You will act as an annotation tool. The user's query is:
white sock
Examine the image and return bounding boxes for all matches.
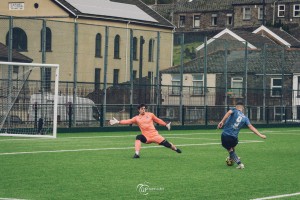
[135,151,139,155]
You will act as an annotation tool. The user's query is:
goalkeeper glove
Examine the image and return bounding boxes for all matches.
[109,117,119,125]
[166,122,171,131]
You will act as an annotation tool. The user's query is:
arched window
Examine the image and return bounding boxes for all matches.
[6,27,27,51]
[95,33,102,57]
[114,35,120,59]
[148,39,155,62]
[40,27,52,51]
[133,37,138,60]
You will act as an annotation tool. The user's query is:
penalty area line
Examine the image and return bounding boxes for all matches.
[0,140,263,156]
[251,192,300,200]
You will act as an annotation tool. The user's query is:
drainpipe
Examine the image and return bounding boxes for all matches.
[125,21,131,82]
[272,1,277,26]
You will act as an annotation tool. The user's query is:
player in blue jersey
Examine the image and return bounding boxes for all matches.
[217,102,266,169]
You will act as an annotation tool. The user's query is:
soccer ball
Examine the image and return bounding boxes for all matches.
[226,157,234,166]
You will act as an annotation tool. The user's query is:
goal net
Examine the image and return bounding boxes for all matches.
[0,61,59,138]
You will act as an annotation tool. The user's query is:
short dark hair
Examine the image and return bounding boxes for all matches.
[236,102,244,106]
[137,104,147,110]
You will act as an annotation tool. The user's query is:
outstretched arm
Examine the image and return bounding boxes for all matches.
[217,110,233,129]
[109,117,136,125]
[248,124,267,139]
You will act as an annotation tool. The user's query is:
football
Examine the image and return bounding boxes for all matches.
[226,157,234,166]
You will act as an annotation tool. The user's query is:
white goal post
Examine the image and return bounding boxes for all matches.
[0,61,59,138]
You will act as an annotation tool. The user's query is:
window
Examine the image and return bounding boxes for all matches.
[258,6,264,20]
[148,71,152,79]
[274,106,285,120]
[271,78,282,97]
[133,37,138,60]
[171,74,180,95]
[243,7,251,20]
[13,65,19,74]
[94,68,101,90]
[179,16,185,27]
[192,74,203,95]
[227,14,233,25]
[95,33,102,57]
[40,27,52,51]
[113,69,119,85]
[231,77,243,97]
[278,5,285,17]
[114,35,120,59]
[6,27,27,51]
[132,70,137,79]
[211,14,217,26]
[294,4,300,17]
[193,15,200,28]
[148,39,154,62]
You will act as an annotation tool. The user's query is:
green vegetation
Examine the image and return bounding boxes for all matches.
[0,128,299,199]
[173,41,202,66]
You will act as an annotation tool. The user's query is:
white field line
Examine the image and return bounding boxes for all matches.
[166,137,219,141]
[251,192,300,200]
[0,140,263,156]
[0,198,26,200]
[0,129,298,142]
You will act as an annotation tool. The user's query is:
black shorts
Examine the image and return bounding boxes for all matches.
[221,134,238,150]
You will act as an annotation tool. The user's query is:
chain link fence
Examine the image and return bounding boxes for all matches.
[0,17,300,129]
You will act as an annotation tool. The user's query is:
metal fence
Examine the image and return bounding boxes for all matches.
[1,16,300,129]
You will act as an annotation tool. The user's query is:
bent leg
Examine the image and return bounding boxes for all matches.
[134,134,147,157]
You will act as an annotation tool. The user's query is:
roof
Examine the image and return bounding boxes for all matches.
[65,0,157,22]
[160,48,300,74]
[290,27,300,41]
[151,0,237,13]
[0,43,33,63]
[52,0,174,29]
[196,28,276,51]
[253,26,300,48]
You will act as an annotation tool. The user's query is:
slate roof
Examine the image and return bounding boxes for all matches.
[266,27,300,48]
[52,0,174,29]
[232,30,277,48]
[0,43,33,63]
[161,48,300,74]
[290,27,300,41]
[174,0,234,12]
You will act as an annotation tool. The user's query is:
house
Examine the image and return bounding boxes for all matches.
[152,0,234,31]
[160,25,300,121]
[151,0,300,40]
[0,0,174,88]
[232,0,300,30]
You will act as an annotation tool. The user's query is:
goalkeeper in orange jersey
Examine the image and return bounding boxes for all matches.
[109,103,182,158]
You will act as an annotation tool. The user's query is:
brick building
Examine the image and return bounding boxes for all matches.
[151,0,300,39]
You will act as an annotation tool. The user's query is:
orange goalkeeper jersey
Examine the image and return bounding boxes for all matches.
[119,112,167,138]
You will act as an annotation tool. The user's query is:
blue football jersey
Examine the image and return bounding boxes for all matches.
[222,108,250,138]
